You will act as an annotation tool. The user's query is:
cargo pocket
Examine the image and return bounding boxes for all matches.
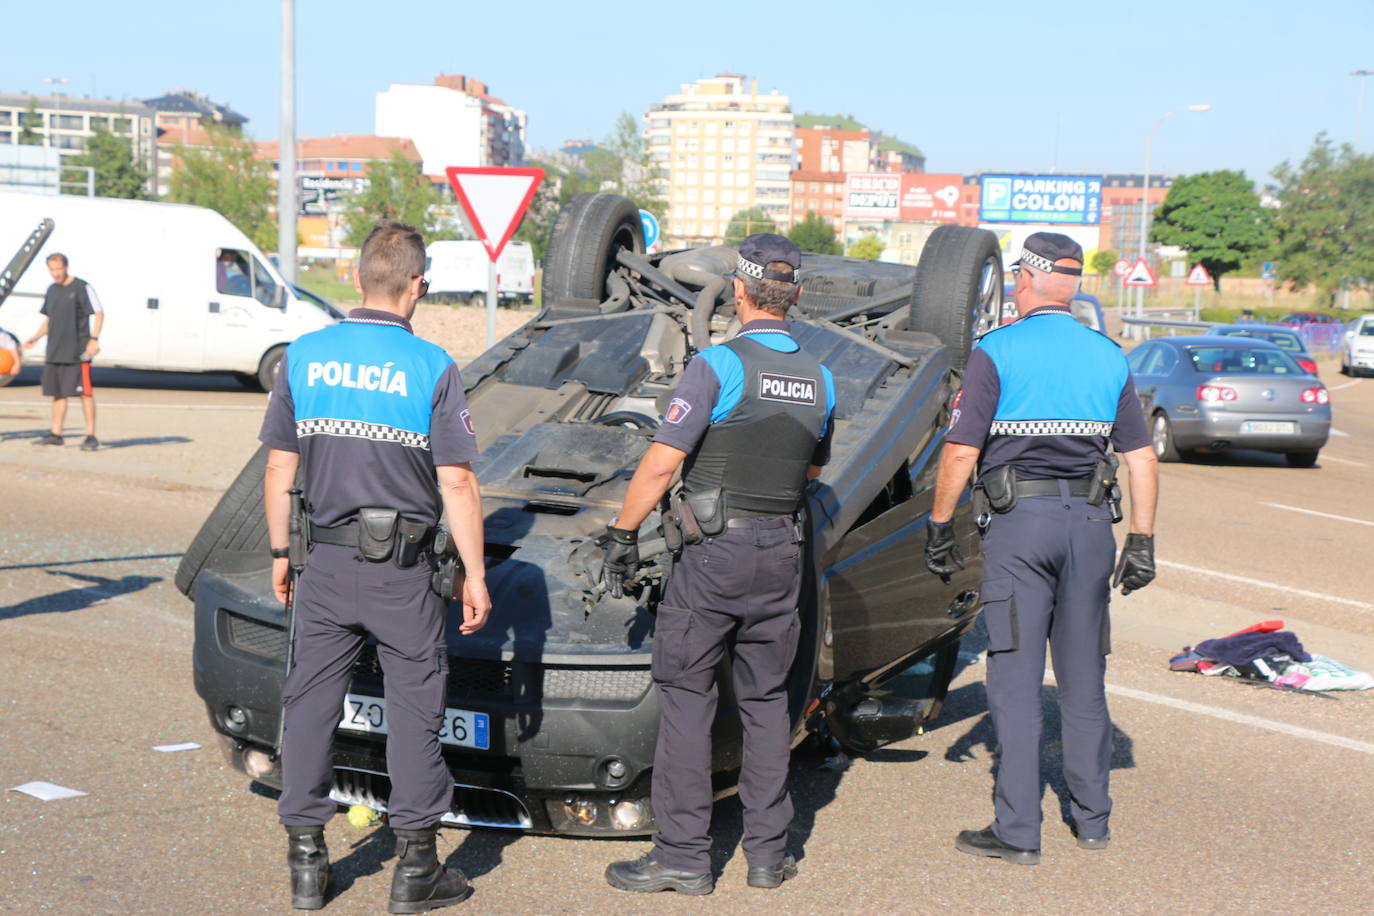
[651,604,694,684]
[980,578,1019,653]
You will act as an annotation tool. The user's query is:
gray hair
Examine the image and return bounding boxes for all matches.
[739,261,798,316]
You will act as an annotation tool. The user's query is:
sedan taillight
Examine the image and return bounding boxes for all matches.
[1298,358,1319,374]
[1197,385,1239,402]
[1300,387,1330,405]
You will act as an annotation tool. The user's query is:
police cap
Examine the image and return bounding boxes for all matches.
[1013,232,1084,276]
[736,233,801,284]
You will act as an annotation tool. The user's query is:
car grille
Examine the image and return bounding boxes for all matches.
[543,667,651,701]
[354,645,512,696]
[224,611,287,659]
[329,766,532,829]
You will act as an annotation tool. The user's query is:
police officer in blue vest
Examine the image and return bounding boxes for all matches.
[260,220,492,911]
[601,234,835,895]
[925,232,1158,866]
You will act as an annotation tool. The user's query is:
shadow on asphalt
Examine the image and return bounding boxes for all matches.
[0,551,183,572]
[0,568,162,620]
[97,435,194,450]
[0,365,251,392]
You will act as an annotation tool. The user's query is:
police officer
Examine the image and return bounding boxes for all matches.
[601,234,835,895]
[259,220,492,911]
[924,232,1158,865]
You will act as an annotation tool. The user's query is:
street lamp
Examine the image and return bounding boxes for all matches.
[42,76,68,150]
[1134,104,1210,333]
[1353,70,1373,147]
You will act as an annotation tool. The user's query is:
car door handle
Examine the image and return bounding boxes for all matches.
[209,301,220,313]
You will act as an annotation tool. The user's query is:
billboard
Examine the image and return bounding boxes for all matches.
[899,174,962,222]
[979,174,1102,225]
[844,173,901,219]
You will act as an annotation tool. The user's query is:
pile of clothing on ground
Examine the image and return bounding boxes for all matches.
[1170,620,1374,691]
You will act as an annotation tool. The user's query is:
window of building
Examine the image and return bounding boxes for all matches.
[809,182,819,192]
[703,205,716,219]
[735,172,749,187]
[704,139,716,153]
[351,161,363,171]
[823,199,833,210]
[57,134,85,150]
[686,188,698,202]
[53,114,83,130]
[113,118,132,134]
[0,130,10,144]
[703,189,715,203]
[0,110,13,126]
[20,109,42,128]
[705,121,717,135]
[721,189,734,204]
[89,116,109,131]
[703,155,716,170]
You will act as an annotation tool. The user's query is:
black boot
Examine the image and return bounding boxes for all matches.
[389,825,471,914]
[286,826,331,910]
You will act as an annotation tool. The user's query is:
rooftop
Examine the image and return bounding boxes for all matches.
[875,136,924,158]
[0,92,155,116]
[795,112,867,131]
[143,89,247,126]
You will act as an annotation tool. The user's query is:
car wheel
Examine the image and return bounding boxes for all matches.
[468,292,485,309]
[1285,450,1319,468]
[909,226,1003,370]
[541,193,644,306]
[174,445,274,599]
[256,345,286,393]
[1152,412,1182,462]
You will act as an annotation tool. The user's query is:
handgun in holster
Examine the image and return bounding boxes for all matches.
[430,524,463,601]
[1086,453,1124,523]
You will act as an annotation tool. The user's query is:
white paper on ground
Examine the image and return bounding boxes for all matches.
[152,742,202,753]
[9,781,88,801]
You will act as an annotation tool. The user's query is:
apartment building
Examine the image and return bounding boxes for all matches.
[143,89,248,197]
[0,92,156,194]
[645,74,795,247]
[789,116,873,235]
[375,74,526,175]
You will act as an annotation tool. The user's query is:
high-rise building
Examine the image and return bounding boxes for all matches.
[790,115,874,236]
[0,92,157,195]
[645,74,795,247]
[375,74,526,175]
[143,89,248,197]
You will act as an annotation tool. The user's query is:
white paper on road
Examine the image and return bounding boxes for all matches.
[9,781,88,801]
[152,742,201,753]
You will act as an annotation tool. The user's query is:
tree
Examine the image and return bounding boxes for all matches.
[18,97,41,146]
[724,207,776,246]
[64,125,149,199]
[168,125,276,250]
[341,151,457,247]
[787,212,841,255]
[847,235,884,260]
[1088,248,1117,292]
[1149,170,1272,291]
[600,112,666,220]
[513,157,563,263]
[1271,133,1374,306]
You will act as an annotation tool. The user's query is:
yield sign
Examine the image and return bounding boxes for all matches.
[1123,257,1157,288]
[444,166,545,261]
[1184,263,1213,287]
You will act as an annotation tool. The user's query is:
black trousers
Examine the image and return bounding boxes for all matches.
[650,517,802,872]
[979,485,1117,849]
[276,544,452,831]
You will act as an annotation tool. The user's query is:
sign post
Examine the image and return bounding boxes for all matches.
[445,166,545,347]
[1123,257,1159,339]
[1184,263,1212,319]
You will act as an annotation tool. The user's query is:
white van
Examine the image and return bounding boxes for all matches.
[425,239,535,307]
[0,191,338,390]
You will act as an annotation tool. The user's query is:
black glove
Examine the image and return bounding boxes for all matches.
[601,524,640,599]
[1112,533,1156,595]
[924,519,964,585]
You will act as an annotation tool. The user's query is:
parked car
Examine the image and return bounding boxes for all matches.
[1127,335,1331,467]
[1277,311,1339,327]
[1339,313,1374,376]
[1207,324,1318,374]
[179,194,1002,836]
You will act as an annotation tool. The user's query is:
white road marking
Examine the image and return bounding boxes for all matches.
[1319,454,1369,467]
[1157,559,1374,610]
[1329,427,1350,438]
[0,400,262,411]
[1045,674,1374,757]
[1328,379,1362,391]
[1263,502,1374,528]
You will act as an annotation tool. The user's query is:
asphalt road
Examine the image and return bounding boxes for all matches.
[1,355,1370,914]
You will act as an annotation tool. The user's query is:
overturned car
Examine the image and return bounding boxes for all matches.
[181,194,1002,836]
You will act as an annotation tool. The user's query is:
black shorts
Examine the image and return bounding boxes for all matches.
[41,362,94,398]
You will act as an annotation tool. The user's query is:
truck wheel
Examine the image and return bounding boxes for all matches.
[257,345,286,393]
[174,445,272,598]
[542,193,644,305]
[909,226,1003,370]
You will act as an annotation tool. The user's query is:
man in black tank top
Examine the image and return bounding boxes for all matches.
[603,235,835,895]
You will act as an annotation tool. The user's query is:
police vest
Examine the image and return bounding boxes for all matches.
[681,335,828,517]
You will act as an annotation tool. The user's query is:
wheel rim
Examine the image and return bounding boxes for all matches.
[974,256,1003,336]
[1152,415,1168,456]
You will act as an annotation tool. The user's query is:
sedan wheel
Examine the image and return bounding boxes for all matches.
[1152,412,1181,462]
[1285,450,1319,468]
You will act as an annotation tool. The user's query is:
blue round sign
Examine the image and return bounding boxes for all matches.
[639,209,660,249]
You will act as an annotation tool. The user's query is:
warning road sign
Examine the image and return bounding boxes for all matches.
[1123,257,1157,288]
[1185,263,1212,287]
[1113,258,1131,278]
[445,166,545,262]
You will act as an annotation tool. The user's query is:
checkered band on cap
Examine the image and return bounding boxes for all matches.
[1018,250,1056,273]
[736,255,766,279]
[296,417,431,450]
[735,255,799,284]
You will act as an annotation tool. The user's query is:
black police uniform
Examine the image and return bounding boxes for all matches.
[258,307,479,832]
[946,299,1150,852]
[646,317,836,873]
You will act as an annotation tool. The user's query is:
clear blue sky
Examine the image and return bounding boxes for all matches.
[5,0,1372,184]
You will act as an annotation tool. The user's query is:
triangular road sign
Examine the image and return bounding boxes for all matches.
[1123,257,1157,287]
[445,166,545,262]
[1184,263,1212,287]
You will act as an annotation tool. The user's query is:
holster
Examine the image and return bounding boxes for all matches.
[1087,453,1124,523]
[680,487,727,539]
[430,526,462,600]
[357,508,400,562]
[660,501,685,555]
[979,464,1018,515]
[287,488,308,571]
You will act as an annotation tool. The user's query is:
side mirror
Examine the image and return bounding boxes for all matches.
[274,285,289,310]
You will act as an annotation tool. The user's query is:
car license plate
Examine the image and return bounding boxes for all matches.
[1242,421,1297,434]
[339,694,490,750]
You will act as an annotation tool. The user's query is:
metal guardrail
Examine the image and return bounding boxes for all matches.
[1120,315,1346,351]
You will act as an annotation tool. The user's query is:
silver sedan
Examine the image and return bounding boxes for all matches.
[1127,336,1332,467]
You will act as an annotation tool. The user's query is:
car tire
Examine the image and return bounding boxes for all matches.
[174,444,273,598]
[1152,412,1182,462]
[909,226,1003,370]
[1285,450,1319,468]
[257,345,286,393]
[468,292,485,309]
[541,193,644,305]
